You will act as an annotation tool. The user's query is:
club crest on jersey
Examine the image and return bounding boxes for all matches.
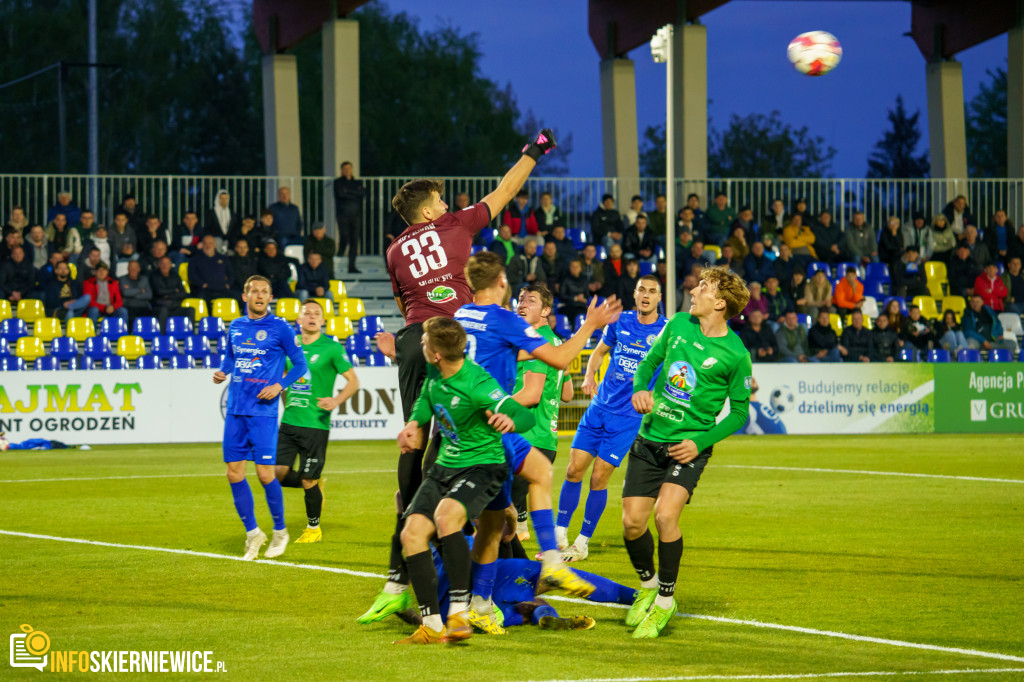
[256,330,268,341]
[488,389,504,402]
[428,285,457,303]
[664,360,696,404]
[647,334,658,346]
[745,376,753,389]
[451,396,460,408]
[434,404,459,443]
[702,357,718,369]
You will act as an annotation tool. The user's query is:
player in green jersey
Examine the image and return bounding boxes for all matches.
[275,300,360,543]
[394,316,536,645]
[510,283,573,543]
[622,266,753,639]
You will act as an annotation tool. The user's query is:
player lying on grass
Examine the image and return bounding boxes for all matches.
[623,266,752,638]
[274,300,359,543]
[213,275,309,560]
[556,274,667,563]
[394,316,535,645]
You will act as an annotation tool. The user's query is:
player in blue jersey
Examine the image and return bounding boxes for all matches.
[735,378,787,435]
[213,276,309,560]
[556,275,666,562]
[453,251,621,633]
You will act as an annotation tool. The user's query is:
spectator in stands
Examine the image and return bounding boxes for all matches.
[539,241,564,293]
[832,266,864,316]
[118,260,153,323]
[229,215,261,253]
[782,213,816,265]
[76,247,103,283]
[0,230,20,262]
[962,225,992,270]
[677,273,697,312]
[730,206,758,245]
[190,235,237,304]
[684,240,713,276]
[203,189,238,247]
[623,213,656,263]
[884,298,906,333]
[296,252,331,301]
[784,270,807,313]
[333,161,365,274]
[962,293,1014,351]
[776,311,812,362]
[846,210,877,266]
[935,310,968,354]
[839,310,872,362]
[622,194,644,229]
[35,251,63,291]
[548,224,578,264]
[773,243,798,284]
[742,240,773,285]
[25,225,52,269]
[802,269,832,318]
[1008,225,1024,263]
[502,190,539,243]
[739,309,777,362]
[930,214,956,263]
[984,209,1014,263]
[947,243,980,297]
[677,208,699,242]
[942,195,974,237]
[903,212,934,261]
[559,259,589,320]
[268,186,303,246]
[580,243,604,295]
[792,198,813,225]
[303,221,336,279]
[808,309,841,362]
[714,243,739,273]
[108,211,138,262]
[137,215,169,257]
[763,276,791,321]
[602,243,624,296]
[83,263,128,324]
[871,313,901,362]
[487,224,519,265]
[229,238,258,292]
[257,208,278,246]
[686,193,707,232]
[1002,256,1024,314]
[258,239,292,299]
[704,190,735,245]
[44,213,71,254]
[3,206,30,237]
[656,260,669,294]
[532,191,563,243]
[725,224,749,262]
[43,260,90,319]
[591,194,623,249]
[618,259,641,310]
[64,210,92,255]
[901,305,934,353]
[171,210,202,263]
[811,209,842,264]
[762,199,787,241]
[0,246,37,302]
[508,238,545,293]
[141,240,168,276]
[741,281,768,320]
[892,245,930,298]
[151,255,194,326]
[974,262,1007,312]
[46,190,81,226]
[80,225,115,273]
[877,216,904,269]
[647,194,667,243]
[119,194,147,232]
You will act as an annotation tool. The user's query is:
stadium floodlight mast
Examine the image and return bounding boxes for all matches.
[651,24,676,316]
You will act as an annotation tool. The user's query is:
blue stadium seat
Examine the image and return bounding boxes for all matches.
[796,314,812,329]
[926,349,951,363]
[203,353,225,368]
[183,335,212,358]
[806,262,832,278]
[34,356,61,370]
[346,334,373,358]
[957,348,982,363]
[865,262,891,283]
[0,339,10,355]
[347,352,360,366]
[165,316,194,340]
[150,335,178,358]
[470,245,486,255]
[863,279,887,297]
[1020,349,1024,362]
[83,337,113,361]
[137,356,162,369]
[573,314,586,332]
[554,314,571,339]
[996,262,1005,276]
[132,316,162,342]
[883,297,908,315]
[567,228,587,251]
[0,318,29,340]
[988,348,1012,363]
[103,356,129,370]
[638,262,657,276]
[67,356,88,370]
[1,356,25,371]
[596,245,608,261]
[367,351,392,367]
[198,317,226,337]
[50,337,78,361]
[359,315,385,336]
[837,262,860,277]
[480,227,498,245]
[168,354,195,369]
[98,317,129,343]
[897,347,917,362]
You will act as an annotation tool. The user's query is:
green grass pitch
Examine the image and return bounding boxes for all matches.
[2,434,1022,681]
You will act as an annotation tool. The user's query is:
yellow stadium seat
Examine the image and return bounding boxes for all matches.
[941,296,967,317]
[329,280,348,299]
[212,298,241,322]
[308,297,334,319]
[66,317,96,341]
[178,262,190,294]
[16,299,45,322]
[828,313,843,336]
[15,336,46,362]
[0,299,12,321]
[181,298,208,320]
[704,244,722,260]
[33,318,63,342]
[68,262,78,281]
[912,295,940,320]
[925,261,948,299]
[326,316,355,339]
[863,316,873,330]
[116,335,147,360]
[275,298,301,322]
[337,297,366,321]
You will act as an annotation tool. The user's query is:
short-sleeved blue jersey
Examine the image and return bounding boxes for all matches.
[591,311,668,416]
[454,303,547,393]
[220,313,309,417]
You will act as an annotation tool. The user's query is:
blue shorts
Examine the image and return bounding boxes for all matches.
[223,414,279,464]
[485,433,535,511]
[571,406,641,467]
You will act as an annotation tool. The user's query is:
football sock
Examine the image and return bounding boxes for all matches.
[511,474,529,523]
[574,569,632,604]
[406,550,440,618]
[423,614,444,632]
[397,449,424,505]
[471,560,497,602]
[304,485,323,528]
[556,479,582,528]
[530,508,557,553]
[280,470,303,488]
[508,535,527,560]
[230,480,258,532]
[502,609,525,627]
[658,538,683,599]
[388,514,408,586]
[580,488,607,540]
[655,594,676,610]
[439,531,472,609]
[624,529,657,585]
[261,478,286,531]
[532,603,558,625]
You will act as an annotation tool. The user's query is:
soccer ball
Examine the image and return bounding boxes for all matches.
[769,386,796,414]
[787,31,842,76]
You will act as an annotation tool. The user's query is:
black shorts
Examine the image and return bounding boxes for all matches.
[621,436,712,502]
[395,322,428,422]
[275,423,330,480]
[404,462,509,522]
[537,447,556,463]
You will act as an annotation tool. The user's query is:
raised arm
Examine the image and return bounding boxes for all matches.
[481,129,557,220]
[530,296,621,370]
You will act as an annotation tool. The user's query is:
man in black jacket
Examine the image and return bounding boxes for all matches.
[871,313,901,362]
[812,209,843,264]
[304,222,336,279]
[590,194,622,248]
[892,245,930,298]
[808,310,841,362]
[333,161,365,274]
[258,240,293,299]
[151,255,196,326]
[838,310,873,362]
[170,210,203,264]
[948,244,980,297]
[738,309,778,362]
[230,238,258,292]
[42,259,90,319]
[189,235,238,304]
[622,213,657,263]
[296,252,332,300]
[0,246,37,302]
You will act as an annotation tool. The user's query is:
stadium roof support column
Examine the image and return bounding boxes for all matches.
[323,17,360,239]
[600,56,640,211]
[925,58,968,206]
[262,54,303,206]
[673,20,708,205]
[1008,8,1024,179]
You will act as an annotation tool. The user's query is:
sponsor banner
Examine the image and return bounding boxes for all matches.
[737,364,935,435]
[0,368,401,445]
[933,364,1024,434]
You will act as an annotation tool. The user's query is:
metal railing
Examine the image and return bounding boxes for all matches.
[3,174,1021,256]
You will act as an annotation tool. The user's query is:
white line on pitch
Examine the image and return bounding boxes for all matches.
[4,529,1024,665]
[523,668,1024,682]
[717,465,1024,484]
[0,469,393,484]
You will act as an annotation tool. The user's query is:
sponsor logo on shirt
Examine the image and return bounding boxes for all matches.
[702,357,718,369]
[428,285,457,303]
[488,389,504,402]
[664,360,697,404]
[235,356,263,374]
